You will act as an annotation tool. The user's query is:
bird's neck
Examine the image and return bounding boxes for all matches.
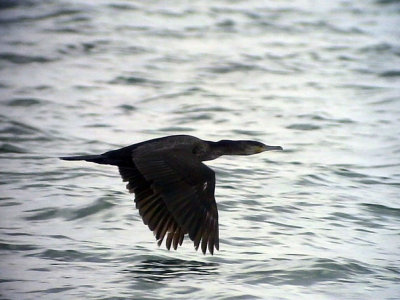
[203,141,245,161]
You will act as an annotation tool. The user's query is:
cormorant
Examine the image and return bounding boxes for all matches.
[60,135,282,255]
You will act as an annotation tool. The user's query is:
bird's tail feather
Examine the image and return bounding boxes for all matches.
[60,154,108,164]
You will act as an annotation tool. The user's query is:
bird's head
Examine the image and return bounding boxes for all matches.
[215,140,283,156]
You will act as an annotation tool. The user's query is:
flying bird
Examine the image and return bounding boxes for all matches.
[60,135,282,255]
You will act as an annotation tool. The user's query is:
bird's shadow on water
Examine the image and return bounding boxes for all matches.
[120,257,219,283]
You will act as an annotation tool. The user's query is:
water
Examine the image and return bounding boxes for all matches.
[1,0,399,299]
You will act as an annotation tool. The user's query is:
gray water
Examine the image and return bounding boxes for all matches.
[1,0,400,299]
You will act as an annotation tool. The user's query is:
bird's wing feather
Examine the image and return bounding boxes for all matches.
[132,149,219,255]
[118,164,185,250]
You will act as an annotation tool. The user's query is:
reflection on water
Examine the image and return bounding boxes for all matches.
[1,0,400,299]
[122,258,219,282]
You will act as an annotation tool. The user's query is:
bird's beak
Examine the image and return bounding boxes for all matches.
[260,145,283,152]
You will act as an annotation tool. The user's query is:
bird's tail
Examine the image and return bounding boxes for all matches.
[60,154,108,164]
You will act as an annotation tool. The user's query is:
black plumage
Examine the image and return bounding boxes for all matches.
[60,135,282,255]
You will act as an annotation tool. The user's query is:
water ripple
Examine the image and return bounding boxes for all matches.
[233,258,374,286]
[0,0,399,299]
[24,197,115,221]
[0,53,55,64]
[362,203,400,217]
[122,258,218,281]
[286,124,321,131]
[5,98,45,107]
[29,249,110,263]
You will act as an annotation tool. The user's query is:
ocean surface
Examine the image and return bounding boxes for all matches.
[1,0,399,299]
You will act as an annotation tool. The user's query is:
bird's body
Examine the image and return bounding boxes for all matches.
[61,135,282,255]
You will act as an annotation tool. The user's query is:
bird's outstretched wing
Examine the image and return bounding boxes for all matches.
[118,150,219,255]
